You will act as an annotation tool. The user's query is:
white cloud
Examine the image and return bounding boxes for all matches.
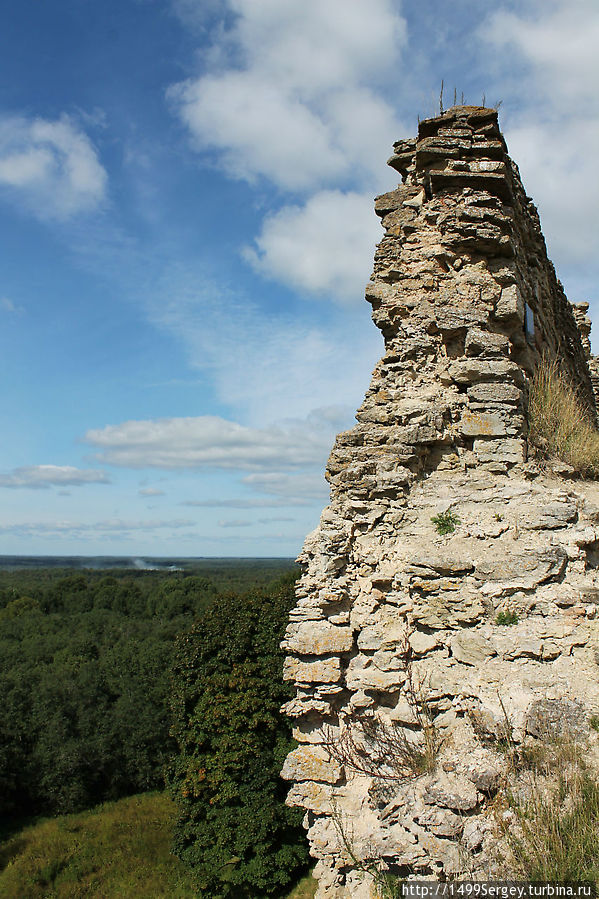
[0,518,193,537]
[84,413,337,470]
[245,190,381,302]
[482,1,599,262]
[0,465,110,489]
[258,516,295,523]
[218,518,251,528]
[168,0,406,192]
[181,497,306,508]
[487,2,599,107]
[242,471,329,499]
[0,114,107,220]
[150,271,381,425]
[170,72,346,191]
[504,119,599,261]
[138,487,165,496]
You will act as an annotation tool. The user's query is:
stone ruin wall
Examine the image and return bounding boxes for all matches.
[281,107,599,897]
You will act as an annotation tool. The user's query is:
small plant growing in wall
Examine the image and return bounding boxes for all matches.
[496,610,519,626]
[431,508,460,535]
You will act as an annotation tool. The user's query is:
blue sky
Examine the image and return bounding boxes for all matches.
[0,0,597,557]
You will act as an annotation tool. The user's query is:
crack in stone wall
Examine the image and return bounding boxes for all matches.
[281,107,599,897]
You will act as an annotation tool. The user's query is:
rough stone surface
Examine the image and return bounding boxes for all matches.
[282,107,599,897]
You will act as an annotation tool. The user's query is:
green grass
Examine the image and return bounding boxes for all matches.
[431,509,460,535]
[496,610,519,626]
[287,872,318,898]
[0,792,197,898]
[501,739,599,884]
[0,792,315,898]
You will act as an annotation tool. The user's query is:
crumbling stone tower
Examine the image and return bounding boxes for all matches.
[281,107,599,897]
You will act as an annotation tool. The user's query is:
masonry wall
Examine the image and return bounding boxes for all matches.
[281,108,599,897]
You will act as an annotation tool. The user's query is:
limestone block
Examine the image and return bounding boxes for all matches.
[409,630,440,655]
[494,284,524,323]
[293,720,340,745]
[462,816,487,851]
[281,745,343,784]
[281,698,333,718]
[448,358,523,384]
[412,589,484,628]
[466,764,501,794]
[496,636,543,661]
[388,700,419,725]
[524,501,578,530]
[374,186,420,215]
[371,648,407,671]
[356,605,407,650]
[283,656,342,685]
[424,772,480,810]
[435,306,486,334]
[541,640,562,661]
[451,631,496,666]
[465,328,510,357]
[286,780,333,812]
[525,698,588,739]
[476,547,567,590]
[473,437,524,463]
[468,382,521,403]
[460,410,507,437]
[408,552,474,575]
[283,621,355,655]
[345,656,406,691]
[416,806,463,838]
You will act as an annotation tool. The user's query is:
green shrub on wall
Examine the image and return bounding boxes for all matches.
[168,578,309,898]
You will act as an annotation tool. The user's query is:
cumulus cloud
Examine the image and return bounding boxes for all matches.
[84,412,337,471]
[150,271,381,425]
[245,190,381,302]
[0,114,107,220]
[487,1,599,107]
[482,1,599,262]
[0,465,110,489]
[168,0,405,192]
[504,119,599,260]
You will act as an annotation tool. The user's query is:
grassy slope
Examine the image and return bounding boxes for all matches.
[0,792,317,899]
[0,793,196,898]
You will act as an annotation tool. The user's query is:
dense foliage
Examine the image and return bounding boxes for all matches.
[169,578,310,898]
[0,562,294,822]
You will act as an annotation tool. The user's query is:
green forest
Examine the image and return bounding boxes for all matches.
[0,561,314,898]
